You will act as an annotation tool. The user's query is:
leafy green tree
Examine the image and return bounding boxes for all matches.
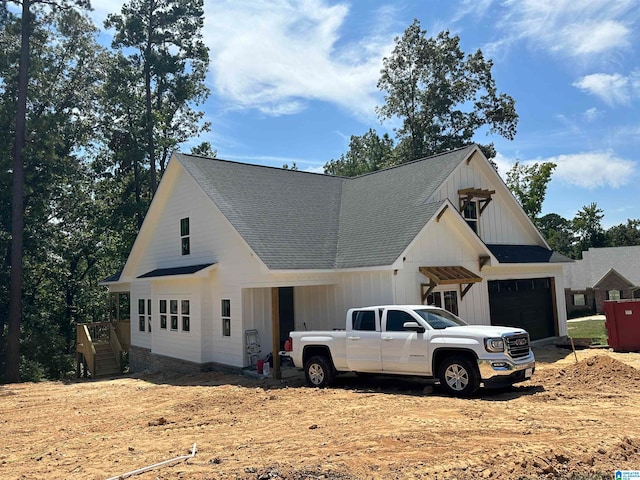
[505,161,556,221]
[1,2,99,382]
[572,203,606,259]
[191,141,217,158]
[537,213,574,258]
[105,0,210,195]
[606,219,640,247]
[377,19,518,163]
[324,129,395,176]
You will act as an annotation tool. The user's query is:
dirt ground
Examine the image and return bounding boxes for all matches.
[2,347,640,480]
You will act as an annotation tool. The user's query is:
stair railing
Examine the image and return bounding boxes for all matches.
[76,324,97,377]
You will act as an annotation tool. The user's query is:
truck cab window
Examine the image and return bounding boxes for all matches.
[386,310,415,331]
[352,311,376,331]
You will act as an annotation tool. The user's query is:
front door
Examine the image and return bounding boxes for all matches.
[278,287,295,350]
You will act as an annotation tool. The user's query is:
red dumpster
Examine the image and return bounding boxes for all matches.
[603,299,640,351]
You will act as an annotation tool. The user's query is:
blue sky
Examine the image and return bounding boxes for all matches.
[88,0,640,227]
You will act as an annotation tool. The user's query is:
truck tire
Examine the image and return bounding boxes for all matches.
[438,355,480,397]
[304,356,334,388]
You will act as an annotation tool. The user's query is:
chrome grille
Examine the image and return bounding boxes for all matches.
[505,333,530,359]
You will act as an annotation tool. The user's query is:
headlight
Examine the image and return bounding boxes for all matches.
[485,337,505,352]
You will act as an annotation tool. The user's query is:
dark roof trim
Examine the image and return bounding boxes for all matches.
[486,244,572,264]
[100,271,122,284]
[137,263,217,279]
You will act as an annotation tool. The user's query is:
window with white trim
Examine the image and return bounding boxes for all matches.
[462,200,479,234]
[608,289,621,301]
[222,299,231,336]
[573,293,586,306]
[138,299,146,331]
[425,290,459,316]
[182,300,190,332]
[180,217,190,255]
[159,300,167,329]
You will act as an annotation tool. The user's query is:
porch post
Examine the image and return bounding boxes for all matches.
[271,287,281,379]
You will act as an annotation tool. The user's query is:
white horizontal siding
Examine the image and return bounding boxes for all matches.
[130,282,152,350]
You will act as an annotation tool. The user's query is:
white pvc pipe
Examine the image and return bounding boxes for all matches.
[106,443,197,480]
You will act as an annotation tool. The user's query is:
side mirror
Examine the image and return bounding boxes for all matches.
[403,321,425,333]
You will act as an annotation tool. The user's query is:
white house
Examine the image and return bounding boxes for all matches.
[102,144,570,374]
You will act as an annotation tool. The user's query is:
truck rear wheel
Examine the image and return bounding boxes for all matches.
[304,356,334,388]
[438,355,479,397]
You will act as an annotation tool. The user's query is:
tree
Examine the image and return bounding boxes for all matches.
[191,141,217,158]
[572,203,606,258]
[105,0,210,195]
[606,219,640,247]
[324,129,395,176]
[505,161,556,221]
[537,213,574,258]
[3,0,91,383]
[377,19,518,163]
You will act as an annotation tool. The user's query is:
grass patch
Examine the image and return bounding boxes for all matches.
[568,318,608,345]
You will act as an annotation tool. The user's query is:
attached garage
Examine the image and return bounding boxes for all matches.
[488,277,557,340]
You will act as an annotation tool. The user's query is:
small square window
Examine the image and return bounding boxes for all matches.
[170,300,178,315]
[138,299,145,315]
[171,315,178,330]
[159,300,167,313]
[160,315,167,329]
[182,300,190,315]
[182,316,190,332]
[139,316,145,331]
[573,293,586,306]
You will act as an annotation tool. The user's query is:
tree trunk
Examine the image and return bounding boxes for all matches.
[145,1,156,195]
[7,0,31,383]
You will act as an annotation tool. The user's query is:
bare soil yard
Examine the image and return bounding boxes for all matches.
[2,347,640,479]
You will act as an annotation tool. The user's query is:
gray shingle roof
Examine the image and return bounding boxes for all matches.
[174,145,475,270]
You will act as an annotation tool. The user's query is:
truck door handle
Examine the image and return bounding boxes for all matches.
[382,336,393,340]
[347,336,360,341]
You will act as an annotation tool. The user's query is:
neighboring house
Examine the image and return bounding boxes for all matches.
[564,246,640,317]
[101,144,570,374]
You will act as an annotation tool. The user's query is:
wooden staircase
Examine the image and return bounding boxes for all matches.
[93,343,121,377]
[76,322,128,378]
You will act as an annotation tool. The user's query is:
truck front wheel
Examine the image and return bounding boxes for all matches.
[438,355,480,397]
[304,356,334,388]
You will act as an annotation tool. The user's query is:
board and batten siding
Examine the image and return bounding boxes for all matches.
[394,212,491,325]
[432,154,541,246]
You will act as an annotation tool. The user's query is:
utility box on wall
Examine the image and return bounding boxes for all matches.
[604,299,640,352]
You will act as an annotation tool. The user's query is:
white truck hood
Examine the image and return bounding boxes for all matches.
[438,325,528,338]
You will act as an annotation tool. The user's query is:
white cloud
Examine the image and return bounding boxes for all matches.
[204,0,393,118]
[573,72,640,105]
[583,107,601,122]
[552,151,635,188]
[496,150,635,189]
[496,0,638,59]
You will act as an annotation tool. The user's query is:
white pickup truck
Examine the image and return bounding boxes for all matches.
[283,305,535,396]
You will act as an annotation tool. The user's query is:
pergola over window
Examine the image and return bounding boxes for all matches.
[419,265,482,302]
[458,187,495,216]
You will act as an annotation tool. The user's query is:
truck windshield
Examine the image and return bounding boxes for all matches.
[413,308,468,329]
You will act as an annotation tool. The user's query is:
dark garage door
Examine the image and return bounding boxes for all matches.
[488,278,556,340]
